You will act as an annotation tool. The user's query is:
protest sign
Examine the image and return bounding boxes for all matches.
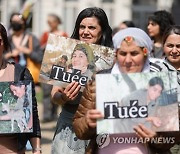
[96,72,179,134]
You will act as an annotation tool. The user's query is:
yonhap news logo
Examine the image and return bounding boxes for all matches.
[96,133,110,148]
[96,133,175,149]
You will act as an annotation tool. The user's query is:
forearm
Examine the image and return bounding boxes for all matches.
[30,137,41,154]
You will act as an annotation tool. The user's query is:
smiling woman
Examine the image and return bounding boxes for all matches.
[79,17,102,44]
[147,25,180,154]
[51,7,113,154]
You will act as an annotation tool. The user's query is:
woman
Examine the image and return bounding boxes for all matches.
[73,27,179,154]
[0,23,41,153]
[119,20,135,30]
[147,10,175,59]
[149,25,180,153]
[68,43,94,78]
[10,81,32,131]
[40,13,68,50]
[4,12,43,84]
[51,7,113,154]
[153,25,180,85]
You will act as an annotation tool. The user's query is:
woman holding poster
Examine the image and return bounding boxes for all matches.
[0,23,41,153]
[51,7,113,154]
[150,25,180,153]
[73,27,180,154]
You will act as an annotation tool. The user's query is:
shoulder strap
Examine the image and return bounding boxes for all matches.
[21,34,30,47]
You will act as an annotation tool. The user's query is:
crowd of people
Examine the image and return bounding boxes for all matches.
[0,5,179,154]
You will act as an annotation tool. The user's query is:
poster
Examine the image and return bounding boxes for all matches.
[39,34,115,90]
[96,72,179,134]
[0,81,32,134]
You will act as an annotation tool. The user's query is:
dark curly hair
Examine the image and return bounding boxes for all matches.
[148,10,175,36]
[71,7,113,48]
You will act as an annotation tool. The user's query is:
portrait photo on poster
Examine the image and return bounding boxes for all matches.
[39,34,115,91]
[0,80,33,134]
[96,71,179,134]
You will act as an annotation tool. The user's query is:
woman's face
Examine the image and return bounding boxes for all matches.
[147,21,160,38]
[116,40,146,73]
[147,84,162,101]
[10,85,25,98]
[11,15,24,25]
[79,17,102,44]
[47,16,59,30]
[163,33,180,68]
[11,15,25,32]
[71,50,89,72]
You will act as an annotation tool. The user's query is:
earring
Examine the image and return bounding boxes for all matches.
[143,48,148,56]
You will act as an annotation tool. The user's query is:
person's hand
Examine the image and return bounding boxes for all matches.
[146,116,162,128]
[17,46,32,54]
[11,49,20,57]
[61,81,81,101]
[134,124,156,141]
[52,81,81,102]
[85,109,104,128]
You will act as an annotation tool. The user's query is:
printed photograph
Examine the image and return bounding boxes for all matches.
[0,81,33,134]
[39,34,115,89]
[96,72,179,134]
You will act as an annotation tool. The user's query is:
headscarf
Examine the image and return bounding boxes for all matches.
[113,28,152,52]
[112,28,153,72]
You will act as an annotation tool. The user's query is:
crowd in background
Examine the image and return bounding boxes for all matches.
[0,6,180,154]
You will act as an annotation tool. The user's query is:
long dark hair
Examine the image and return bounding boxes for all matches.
[148,10,175,36]
[71,7,113,48]
[10,81,31,107]
[0,23,10,52]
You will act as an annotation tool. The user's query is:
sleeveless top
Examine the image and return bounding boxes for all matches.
[0,63,18,154]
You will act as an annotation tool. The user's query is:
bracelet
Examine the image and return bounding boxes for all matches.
[32,147,42,153]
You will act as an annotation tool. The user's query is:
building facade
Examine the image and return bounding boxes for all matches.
[0,0,177,37]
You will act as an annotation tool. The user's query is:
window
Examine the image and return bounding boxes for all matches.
[133,0,156,5]
[102,0,114,2]
[132,0,157,30]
